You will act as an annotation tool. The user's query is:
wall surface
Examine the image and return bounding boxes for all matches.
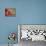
[0,0,46,45]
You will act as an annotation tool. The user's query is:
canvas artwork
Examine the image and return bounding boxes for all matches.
[5,8,16,16]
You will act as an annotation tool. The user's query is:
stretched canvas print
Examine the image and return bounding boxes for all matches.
[5,8,16,16]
